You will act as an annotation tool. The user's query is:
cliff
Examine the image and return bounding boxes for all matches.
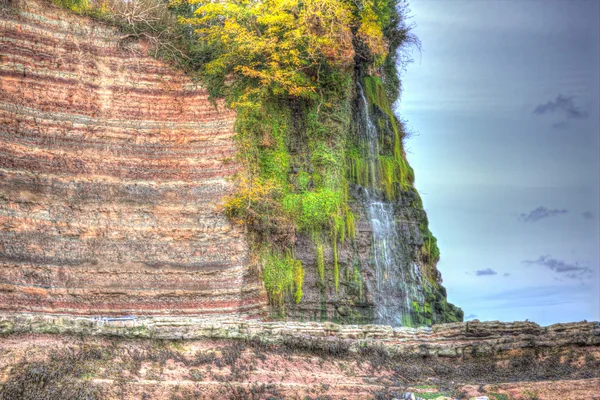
[0,0,461,325]
[0,0,266,317]
[0,2,599,399]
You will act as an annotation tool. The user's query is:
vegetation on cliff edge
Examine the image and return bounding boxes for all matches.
[49,0,454,322]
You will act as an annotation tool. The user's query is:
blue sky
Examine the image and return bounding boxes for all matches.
[400,0,599,325]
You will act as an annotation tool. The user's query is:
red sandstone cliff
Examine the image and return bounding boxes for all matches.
[0,3,598,399]
[0,0,267,317]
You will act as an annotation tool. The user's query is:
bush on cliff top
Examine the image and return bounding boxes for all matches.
[171,0,390,100]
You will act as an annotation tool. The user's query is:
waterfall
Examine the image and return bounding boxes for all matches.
[356,82,424,326]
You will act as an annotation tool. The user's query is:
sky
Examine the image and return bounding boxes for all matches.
[399,0,600,326]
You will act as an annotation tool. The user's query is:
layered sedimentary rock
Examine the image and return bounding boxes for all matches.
[0,0,266,316]
[1,314,598,354]
[1,314,599,399]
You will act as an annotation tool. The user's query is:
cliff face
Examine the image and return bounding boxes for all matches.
[287,91,462,326]
[0,0,460,325]
[290,188,453,325]
[0,0,266,316]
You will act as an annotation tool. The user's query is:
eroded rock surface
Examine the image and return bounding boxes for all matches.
[0,0,266,317]
[0,315,598,399]
[1,314,598,356]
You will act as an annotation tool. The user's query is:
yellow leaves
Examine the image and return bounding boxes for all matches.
[359,10,384,42]
[177,0,390,99]
[223,174,282,226]
[357,0,390,66]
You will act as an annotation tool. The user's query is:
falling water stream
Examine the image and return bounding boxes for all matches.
[357,83,424,326]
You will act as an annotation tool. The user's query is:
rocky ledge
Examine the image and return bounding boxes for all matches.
[1,313,598,357]
[0,313,599,399]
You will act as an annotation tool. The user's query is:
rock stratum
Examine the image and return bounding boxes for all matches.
[0,314,599,399]
[1,314,599,353]
[0,0,266,317]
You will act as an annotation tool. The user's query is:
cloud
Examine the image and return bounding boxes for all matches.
[533,94,589,119]
[582,211,594,220]
[519,206,568,222]
[465,314,478,320]
[503,272,511,277]
[523,255,593,280]
[475,268,498,276]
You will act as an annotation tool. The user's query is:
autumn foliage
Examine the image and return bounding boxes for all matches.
[172,0,390,102]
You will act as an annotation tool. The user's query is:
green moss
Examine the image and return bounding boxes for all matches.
[333,236,339,294]
[408,186,424,209]
[293,260,304,304]
[348,153,370,188]
[364,76,393,120]
[415,393,452,399]
[418,215,441,286]
[352,263,364,302]
[316,242,325,284]
[420,280,463,324]
[262,250,304,307]
[225,77,354,302]
[282,189,343,235]
[364,75,402,140]
[345,209,356,241]
[296,171,311,192]
[333,214,346,244]
[224,85,357,309]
